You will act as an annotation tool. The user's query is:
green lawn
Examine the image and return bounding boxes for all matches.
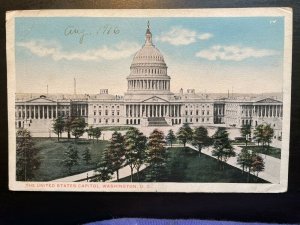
[32,138,108,181]
[120,147,267,183]
[239,146,281,159]
[98,126,134,131]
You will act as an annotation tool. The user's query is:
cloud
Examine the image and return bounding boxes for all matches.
[195,45,279,61]
[17,40,140,61]
[155,27,213,46]
[198,33,213,40]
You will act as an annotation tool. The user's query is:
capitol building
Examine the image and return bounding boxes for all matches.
[15,23,283,138]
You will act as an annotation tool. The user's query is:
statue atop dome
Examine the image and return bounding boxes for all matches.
[145,21,153,46]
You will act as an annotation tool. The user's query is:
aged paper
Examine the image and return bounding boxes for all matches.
[7,8,292,192]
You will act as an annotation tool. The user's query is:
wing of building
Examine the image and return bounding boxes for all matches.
[15,22,283,139]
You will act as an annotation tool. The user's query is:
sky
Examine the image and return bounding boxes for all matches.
[15,17,284,95]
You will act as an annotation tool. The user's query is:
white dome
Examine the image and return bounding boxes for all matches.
[126,22,171,95]
[131,22,166,67]
[131,45,166,65]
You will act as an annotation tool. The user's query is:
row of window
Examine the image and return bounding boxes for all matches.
[93,118,120,124]
[93,105,120,109]
[93,110,120,116]
[131,68,166,75]
[185,117,210,123]
[185,110,210,116]
[185,105,211,109]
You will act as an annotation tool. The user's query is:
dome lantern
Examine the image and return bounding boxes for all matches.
[145,21,153,46]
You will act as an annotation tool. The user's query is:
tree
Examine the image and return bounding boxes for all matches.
[166,129,176,147]
[212,127,235,170]
[254,124,264,146]
[176,123,193,147]
[124,128,147,182]
[71,117,87,141]
[237,147,252,174]
[192,126,211,157]
[240,124,251,146]
[87,126,94,140]
[251,154,265,180]
[82,147,91,164]
[64,116,73,140]
[16,128,40,181]
[53,116,65,141]
[94,148,113,182]
[262,124,274,151]
[254,124,274,152]
[106,131,125,182]
[145,129,168,182]
[62,144,79,174]
[93,127,102,142]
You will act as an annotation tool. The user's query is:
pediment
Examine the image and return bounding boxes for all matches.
[141,96,169,103]
[27,97,56,103]
[256,98,282,104]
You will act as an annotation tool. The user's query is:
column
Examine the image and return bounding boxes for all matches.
[145,105,147,117]
[37,105,40,119]
[45,105,47,119]
[139,104,141,117]
[33,105,36,119]
[158,105,161,117]
[167,105,169,117]
[24,105,27,120]
[51,105,54,119]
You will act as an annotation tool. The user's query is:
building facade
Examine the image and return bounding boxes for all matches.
[15,23,283,138]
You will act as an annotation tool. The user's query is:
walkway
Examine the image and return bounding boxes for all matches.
[52,164,147,182]
[185,144,280,183]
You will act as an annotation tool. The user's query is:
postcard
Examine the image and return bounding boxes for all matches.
[7,8,292,192]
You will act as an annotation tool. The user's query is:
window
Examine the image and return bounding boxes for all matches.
[202,118,204,122]
[117,119,119,123]
[99,119,101,123]
[112,119,114,123]
[117,111,120,116]
[185,111,188,115]
[94,111,96,116]
[207,118,209,122]
[190,111,192,115]
[112,111,115,116]
[196,110,198,115]
[99,111,101,115]
[105,110,108,116]
[202,110,205,115]
[196,118,198,122]
[190,118,192,122]
[207,111,209,115]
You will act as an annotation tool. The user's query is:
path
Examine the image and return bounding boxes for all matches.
[185,143,280,183]
[52,164,147,182]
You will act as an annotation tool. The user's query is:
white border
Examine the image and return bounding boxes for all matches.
[7,8,293,193]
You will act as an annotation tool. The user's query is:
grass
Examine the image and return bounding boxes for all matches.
[120,147,267,183]
[98,126,134,131]
[32,137,108,181]
[239,145,281,159]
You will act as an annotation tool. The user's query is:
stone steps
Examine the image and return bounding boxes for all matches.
[147,117,169,126]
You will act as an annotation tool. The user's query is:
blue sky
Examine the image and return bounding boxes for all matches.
[15,17,284,94]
